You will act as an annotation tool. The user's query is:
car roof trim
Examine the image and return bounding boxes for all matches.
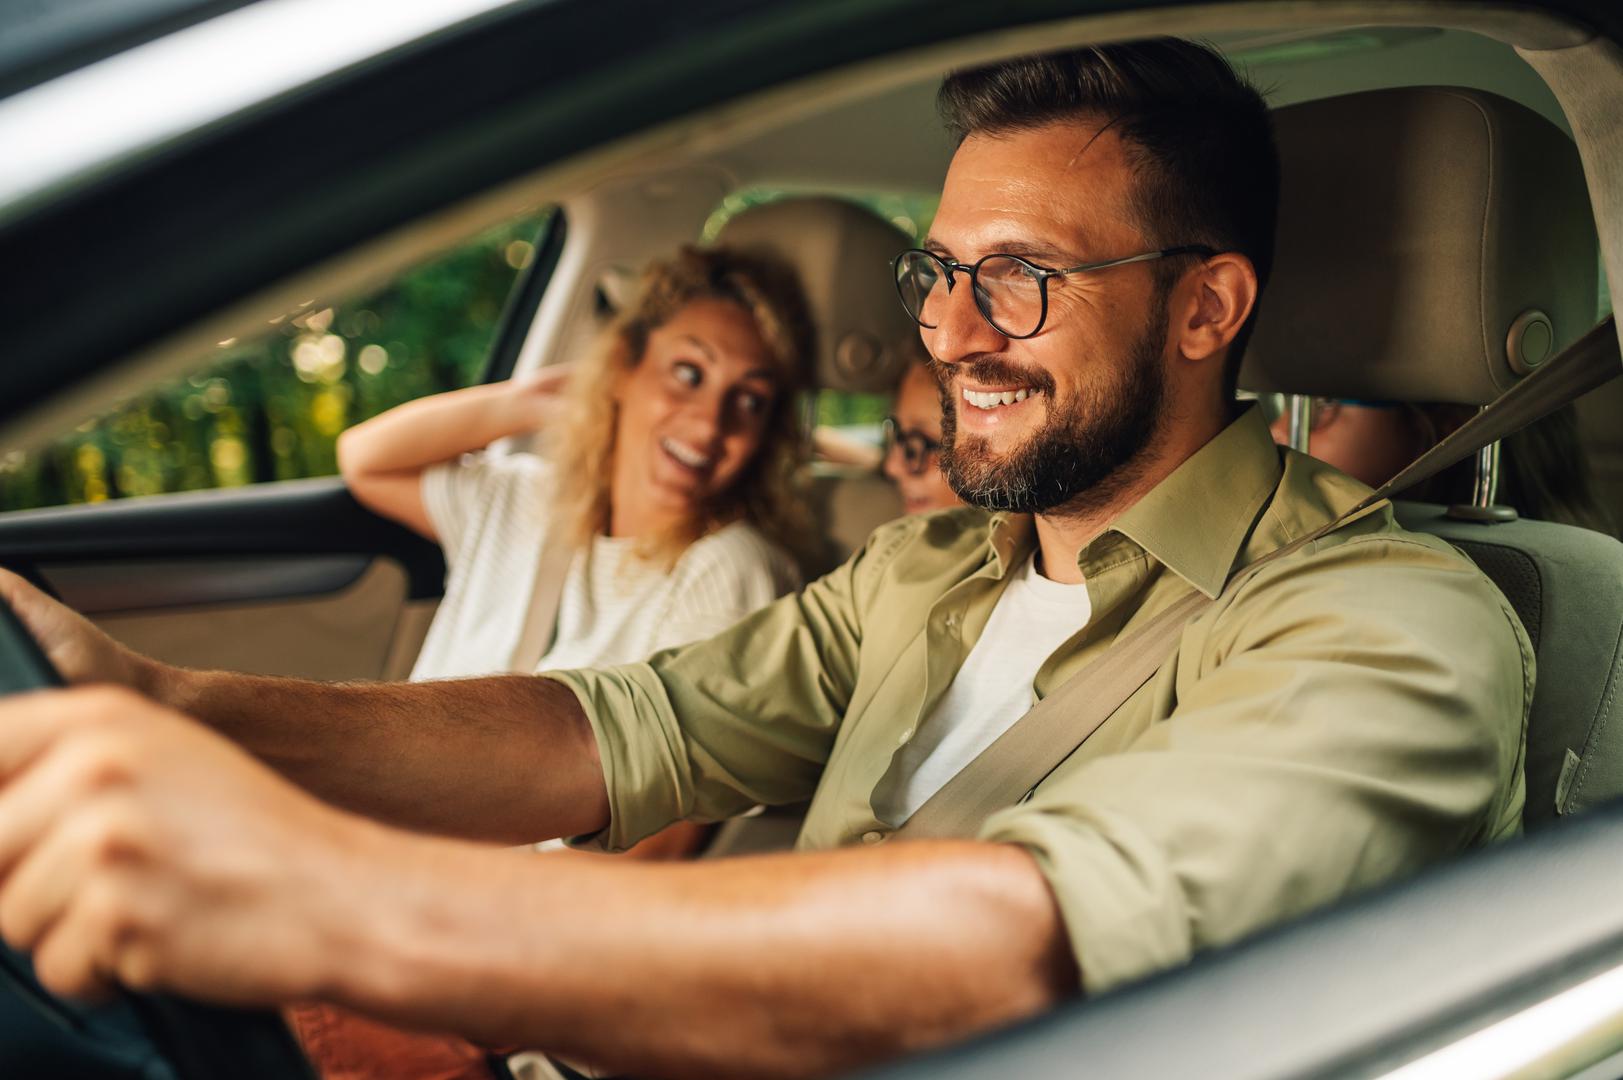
[0,0,260,101]
[0,0,521,224]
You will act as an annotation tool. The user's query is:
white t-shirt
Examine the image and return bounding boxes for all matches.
[410,451,800,681]
[883,550,1093,824]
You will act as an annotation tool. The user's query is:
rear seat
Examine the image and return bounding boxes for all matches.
[716,196,918,574]
[702,197,919,854]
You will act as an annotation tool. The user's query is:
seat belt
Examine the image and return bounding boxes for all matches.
[507,538,575,674]
[895,318,1621,841]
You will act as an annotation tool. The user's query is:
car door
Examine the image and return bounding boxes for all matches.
[0,209,565,682]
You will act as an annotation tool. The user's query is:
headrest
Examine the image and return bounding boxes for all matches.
[717,196,921,393]
[1241,87,1598,405]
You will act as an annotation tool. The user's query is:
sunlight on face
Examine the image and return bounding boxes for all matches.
[920,121,1171,514]
[610,298,779,535]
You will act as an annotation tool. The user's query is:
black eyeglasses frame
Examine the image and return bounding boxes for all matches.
[892,244,1218,340]
[880,415,942,477]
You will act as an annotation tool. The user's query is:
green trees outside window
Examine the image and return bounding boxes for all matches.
[1,186,937,514]
[0,209,555,512]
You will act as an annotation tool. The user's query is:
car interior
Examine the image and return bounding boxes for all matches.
[2,1,1623,1077]
[7,22,1618,669]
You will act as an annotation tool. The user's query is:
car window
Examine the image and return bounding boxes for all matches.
[0,206,557,512]
[704,188,937,460]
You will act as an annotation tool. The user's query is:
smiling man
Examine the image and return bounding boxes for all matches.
[0,38,1530,1080]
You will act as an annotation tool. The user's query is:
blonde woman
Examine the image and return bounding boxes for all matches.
[342,240,810,744]
[292,247,813,1079]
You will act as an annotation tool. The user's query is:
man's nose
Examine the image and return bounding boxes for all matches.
[921,277,1008,365]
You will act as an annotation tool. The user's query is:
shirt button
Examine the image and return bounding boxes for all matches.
[944,613,960,630]
[862,830,885,844]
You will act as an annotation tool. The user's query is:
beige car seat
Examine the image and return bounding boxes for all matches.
[716,196,922,575]
[1242,86,1623,825]
[700,197,923,854]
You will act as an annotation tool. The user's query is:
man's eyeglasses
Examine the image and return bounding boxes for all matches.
[881,416,942,477]
[892,245,1217,339]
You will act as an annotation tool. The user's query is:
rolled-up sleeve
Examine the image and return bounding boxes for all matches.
[546,528,891,851]
[981,535,1532,992]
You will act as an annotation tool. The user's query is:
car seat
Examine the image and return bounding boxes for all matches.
[697,197,922,854]
[1241,86,1623,825]
[716,196,919,575]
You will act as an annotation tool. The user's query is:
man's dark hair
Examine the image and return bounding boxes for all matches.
[938,38,1278,399]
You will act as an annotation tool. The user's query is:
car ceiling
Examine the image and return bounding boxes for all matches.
[691,26,1571,197]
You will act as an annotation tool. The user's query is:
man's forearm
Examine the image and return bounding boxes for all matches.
[332,835,1078,1080]
[148,664,608,843]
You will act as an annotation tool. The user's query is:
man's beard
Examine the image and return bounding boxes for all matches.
[933,300,1167,517]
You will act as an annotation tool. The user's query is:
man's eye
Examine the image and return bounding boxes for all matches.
[672,361,702,388]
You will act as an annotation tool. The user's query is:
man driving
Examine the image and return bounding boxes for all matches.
[0,37,1529,1080]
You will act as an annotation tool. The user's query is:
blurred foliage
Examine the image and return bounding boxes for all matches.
[0,187,932,514]
[0,209,555,512]
[707,188,938,432]
[702,188,938,248]
[813,391,892,430]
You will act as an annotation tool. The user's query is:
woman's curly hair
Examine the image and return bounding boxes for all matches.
[545,245,816,566]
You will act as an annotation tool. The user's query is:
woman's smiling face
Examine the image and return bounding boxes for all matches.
[609,297,780,535]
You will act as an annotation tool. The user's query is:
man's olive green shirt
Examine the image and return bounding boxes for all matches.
[548,407,1531,991]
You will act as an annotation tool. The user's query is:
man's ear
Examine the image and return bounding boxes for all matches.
[1175,253,1258,363]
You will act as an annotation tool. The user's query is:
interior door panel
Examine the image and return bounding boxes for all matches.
[42,553,375,614]
[81,558,412,680]
[0,477,445,682]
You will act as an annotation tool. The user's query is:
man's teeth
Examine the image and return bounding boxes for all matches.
[661,438,712,469]
[962,387,1037,409]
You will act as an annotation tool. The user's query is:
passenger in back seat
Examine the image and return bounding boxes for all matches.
[1273,397,1614,533]
[881,359,964,514]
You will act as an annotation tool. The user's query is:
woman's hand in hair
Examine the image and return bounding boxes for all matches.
[338,366,575,541]
[509,363,574,431]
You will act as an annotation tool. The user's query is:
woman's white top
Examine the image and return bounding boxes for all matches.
[409,451,801,681]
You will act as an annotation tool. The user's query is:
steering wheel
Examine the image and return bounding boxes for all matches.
[0,593,316,1080]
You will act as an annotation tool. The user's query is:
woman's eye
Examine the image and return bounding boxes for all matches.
[672,361,702,389]
[737,392,770,417]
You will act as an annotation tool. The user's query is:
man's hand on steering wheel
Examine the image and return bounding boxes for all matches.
[0,568,155,692]
[0,682,378,1007]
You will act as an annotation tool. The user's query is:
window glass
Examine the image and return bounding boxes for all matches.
[701,188,938,248]
[0,207,557,512]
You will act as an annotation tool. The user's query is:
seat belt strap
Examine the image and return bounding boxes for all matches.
[508,539,574,674]
[895,317,1620,841]
[893,588,1212,840]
